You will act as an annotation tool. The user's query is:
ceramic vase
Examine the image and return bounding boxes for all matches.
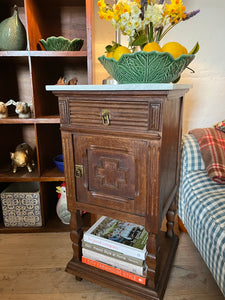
[0,5,27,51]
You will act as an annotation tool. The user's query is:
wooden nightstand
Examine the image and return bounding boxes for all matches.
[47,83,191,300]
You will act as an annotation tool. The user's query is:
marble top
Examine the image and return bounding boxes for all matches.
[46,83,192,92]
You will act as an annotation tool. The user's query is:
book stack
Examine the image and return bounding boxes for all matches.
[82,216,148,285]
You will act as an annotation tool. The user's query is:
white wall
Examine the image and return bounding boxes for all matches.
[93,0,225,133]
[93,1,115,84]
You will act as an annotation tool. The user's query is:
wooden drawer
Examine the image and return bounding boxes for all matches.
[65,99,161,132]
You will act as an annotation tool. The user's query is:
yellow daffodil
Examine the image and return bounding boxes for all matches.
[98,0,200,49]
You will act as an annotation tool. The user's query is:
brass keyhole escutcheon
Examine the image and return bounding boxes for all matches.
[75,164,83,178]
[101,109,111,126]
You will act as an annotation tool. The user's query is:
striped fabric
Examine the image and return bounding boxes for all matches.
[178,134,225,296]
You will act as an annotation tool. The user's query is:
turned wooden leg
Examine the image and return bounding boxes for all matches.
[145,232,160,290]
[166,199,176,238]
[70,210,83,281]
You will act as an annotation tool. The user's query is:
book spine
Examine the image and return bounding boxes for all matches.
[82,256,146,285]
[83,233,146,260]
[82,240,143,266]
[82,248,145,276]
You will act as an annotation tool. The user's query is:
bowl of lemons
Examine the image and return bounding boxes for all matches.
[98,42,198,84]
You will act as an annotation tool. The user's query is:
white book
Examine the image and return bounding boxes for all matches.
[82,248,147,276]
[82,240,144,266]
[83,216,148,260]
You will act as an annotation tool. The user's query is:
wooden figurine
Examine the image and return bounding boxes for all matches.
[56,77,67,85]
[56,76,78,85]
[68,77,78,85]
[10,143,35,173]
[0,102,8,118]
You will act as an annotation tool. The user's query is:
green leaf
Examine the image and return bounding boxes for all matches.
[189,42,199,55]
[105,45,113,53]
[105,41,121,53]
[149,22,154,43]
[172,76,181,83]
[132,35,148,47]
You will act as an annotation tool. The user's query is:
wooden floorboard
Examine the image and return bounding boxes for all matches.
[0,232,223,300]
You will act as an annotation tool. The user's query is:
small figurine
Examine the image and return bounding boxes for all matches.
[68,77,78,85]
[15,101,31,118]
[0,102,8,118]
[56,182,71,225]
[56,76,78,85]
[4,99,32,118]
[10,143,35,173]
[56,77,67,85]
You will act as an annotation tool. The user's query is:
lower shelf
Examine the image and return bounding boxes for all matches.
[0,166,65,182]
[66,231,179,300]
[0,211,91,233]
[0,215,69,233]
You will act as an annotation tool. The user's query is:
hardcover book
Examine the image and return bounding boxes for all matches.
[82,240,144,266]
[82,256,146,285]
[83,216,148,260]
[82,248,146,276]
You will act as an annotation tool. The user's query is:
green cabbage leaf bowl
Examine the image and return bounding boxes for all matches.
[98,51,195,84]
[40,36,84,51]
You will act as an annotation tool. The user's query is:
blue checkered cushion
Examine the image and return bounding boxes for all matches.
[178,134,225,296]
[182,134,205,172]
[179,134,205,220]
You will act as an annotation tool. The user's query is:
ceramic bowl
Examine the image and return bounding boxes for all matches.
[53,154,64,172]
[98,51,195,84]
[40,36,84,51]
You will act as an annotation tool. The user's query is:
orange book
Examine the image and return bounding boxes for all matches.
[82,256,146,285]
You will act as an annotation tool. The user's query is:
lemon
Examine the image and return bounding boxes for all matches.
[142,42,162,52]
[162,42,188,59]
[106,52,114,58]
[113,46,131,61]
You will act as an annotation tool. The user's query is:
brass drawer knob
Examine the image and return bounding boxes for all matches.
[101,109,111,126]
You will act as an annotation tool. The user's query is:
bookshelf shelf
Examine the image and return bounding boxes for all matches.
[50,84,191,300]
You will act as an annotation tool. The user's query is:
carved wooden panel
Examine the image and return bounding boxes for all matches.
[146,141,161,233]
[61,131,76,212]
[149,103,161,131]
[73,135,147,215]
[88,149,135,199]
[59,99,70,124]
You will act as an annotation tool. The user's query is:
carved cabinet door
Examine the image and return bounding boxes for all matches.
[73,134,148,216]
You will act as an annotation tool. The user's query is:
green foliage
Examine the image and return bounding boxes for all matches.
[131,34,148,47]
[189,42,199,55]
[105,41,121,53]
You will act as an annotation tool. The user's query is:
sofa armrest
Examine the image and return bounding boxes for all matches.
[182,134,205,172]
[178,133,205,223]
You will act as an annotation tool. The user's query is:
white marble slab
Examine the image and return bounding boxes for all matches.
[46,83,192,92]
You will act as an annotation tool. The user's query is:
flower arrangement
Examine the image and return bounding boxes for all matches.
[97,0,200,49]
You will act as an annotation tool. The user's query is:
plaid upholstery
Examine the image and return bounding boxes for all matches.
[178,134,225,296]
[181,134,205,172]
[189,128,225,184]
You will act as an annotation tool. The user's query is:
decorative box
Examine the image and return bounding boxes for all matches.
[0,182,42,227]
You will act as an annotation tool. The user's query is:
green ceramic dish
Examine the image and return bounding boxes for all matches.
[40,36,84,51]
[98,51,195,84]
